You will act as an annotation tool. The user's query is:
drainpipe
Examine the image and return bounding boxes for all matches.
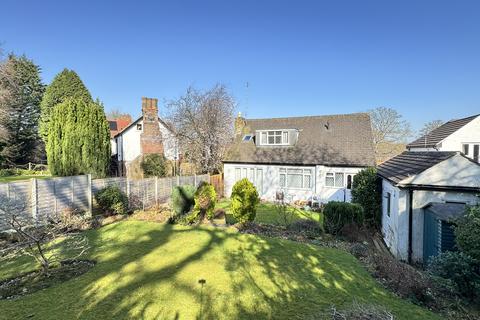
[407,188,414,264]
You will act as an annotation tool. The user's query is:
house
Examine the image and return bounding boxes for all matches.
[378,151,480,264]
[108,115,132,138]
[223,113,376,203]
[407,114,480,163]
[111,97,179,177]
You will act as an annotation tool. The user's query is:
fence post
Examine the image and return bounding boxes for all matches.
[194,174,197,187]
[126,177,130,208]
[177,175,180,186]
[87,174,92,218]
[31,178,38,225]
[71,176,74,207]
[155,177,159,206]
[53,179,57,217]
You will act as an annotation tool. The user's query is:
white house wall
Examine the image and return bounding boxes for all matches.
[224,163,364,203]
[440,116,480,158]
[116,119,178,164]
[381,179,409,260]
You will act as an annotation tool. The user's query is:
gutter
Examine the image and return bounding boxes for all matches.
[407,188,413,264]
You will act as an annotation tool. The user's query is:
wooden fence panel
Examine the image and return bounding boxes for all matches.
[210,174,224,198]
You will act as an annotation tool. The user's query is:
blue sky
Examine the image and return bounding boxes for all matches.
[1,0,479,131]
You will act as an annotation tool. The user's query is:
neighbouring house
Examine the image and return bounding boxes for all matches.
[111,97,179,177]
[108,115,132,138]
[407,114,480,163]
[223,113,376,203]
[378,151,480,264]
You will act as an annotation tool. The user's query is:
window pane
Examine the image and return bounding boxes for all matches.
[474,145,479,162]
[335,173,344,187]
[275,135,281,144]
[279,168,286,173]
[288,168,303,174]
[280,174,286,187]
[275,131,281,135]
[235,168,241,181]
[325,173,334,187]
[268,135,275,144]
[304,169,312,174]
[347,175,352,189]
[242,168,247,178]
[249,168,255,182]
[256,169,263,194]
[463,144,469,155]
[287,173,303,188]
[304,174,311,188]
[261,132,267,144]
[283,131,289,144]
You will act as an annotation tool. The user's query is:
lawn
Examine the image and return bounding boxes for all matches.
[0,175,51,183]
[216,199,323,226]
[0,221,440,319]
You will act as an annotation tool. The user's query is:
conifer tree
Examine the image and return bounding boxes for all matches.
[0,54,44,165]
[47,98,110,177]
[39,68,92,141]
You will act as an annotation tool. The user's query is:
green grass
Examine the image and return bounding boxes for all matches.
[217,198,322,226]
[0,175,51,183]
[0,221,440,319]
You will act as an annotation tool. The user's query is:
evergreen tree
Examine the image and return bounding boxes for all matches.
[0,54,45,165]
[46,98,110,177]
[39,68,92,141]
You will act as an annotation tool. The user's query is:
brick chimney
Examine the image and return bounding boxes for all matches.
[234,112,246,136]
[140,97,164,155]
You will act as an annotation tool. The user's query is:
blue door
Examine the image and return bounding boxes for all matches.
[424,210,439,263]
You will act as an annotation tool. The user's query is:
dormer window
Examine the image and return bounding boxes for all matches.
[259,130,289,145]
[243,135,253,142]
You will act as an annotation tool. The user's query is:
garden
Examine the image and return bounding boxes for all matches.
[0,173,479,319]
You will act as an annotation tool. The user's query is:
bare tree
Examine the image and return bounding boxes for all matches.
[167,84,235,174]
[0,196,89,274]
[106,108,131,120]
[368,107,412,162]
[419,120,444,137]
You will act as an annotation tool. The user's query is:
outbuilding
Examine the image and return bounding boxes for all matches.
[377,151,480,264]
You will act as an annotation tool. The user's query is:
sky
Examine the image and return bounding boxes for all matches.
[1,0,479,132]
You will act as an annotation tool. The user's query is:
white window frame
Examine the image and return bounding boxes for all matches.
[233,166,264,194]
[325,171,355,189]
[279,167,313,190]
[258,130,290,146]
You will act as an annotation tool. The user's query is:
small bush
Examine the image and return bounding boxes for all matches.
[455,205,480,261]
[349,243,369,259]
[141,154,167,177]
[373,252,432,303]
[187,182,216,223]
[171,185,196,216]
[351,167,381,227]
[287,219,322,238]
[0,169,16,177]
[231,178,260,224]
[95,186,128,215]
[323,201,364,235]
[428,251,480,300]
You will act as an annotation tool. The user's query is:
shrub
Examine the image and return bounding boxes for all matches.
[95,186,128,215]
[171,185,196,216]
[455,205,480,261]
[230,178,259,224]
[190,182,217,222]
[428,251,480,300]
[323,201,364,235]
[351,167,381,227]
[141,154,167,177]
[287,219,322,238]
[0,169,16,177]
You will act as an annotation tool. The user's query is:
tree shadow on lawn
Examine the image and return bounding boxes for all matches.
[0,221,440,320]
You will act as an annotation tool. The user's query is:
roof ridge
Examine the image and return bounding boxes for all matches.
[245,112,369,122]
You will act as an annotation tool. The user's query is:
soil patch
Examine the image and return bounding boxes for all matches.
[0,259,95,300]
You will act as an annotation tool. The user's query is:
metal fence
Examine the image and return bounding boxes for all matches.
[0,174,209,232]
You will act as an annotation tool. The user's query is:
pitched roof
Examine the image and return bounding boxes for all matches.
[112,116,174,138]
[407,114,479,148]
[377,151,457,184]
[223,113,375,167]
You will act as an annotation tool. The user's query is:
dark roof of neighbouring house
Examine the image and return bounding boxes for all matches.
[377,151,457,184]
[407,114,479,149]
[223,113,376,167]
[423,202,467,220]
